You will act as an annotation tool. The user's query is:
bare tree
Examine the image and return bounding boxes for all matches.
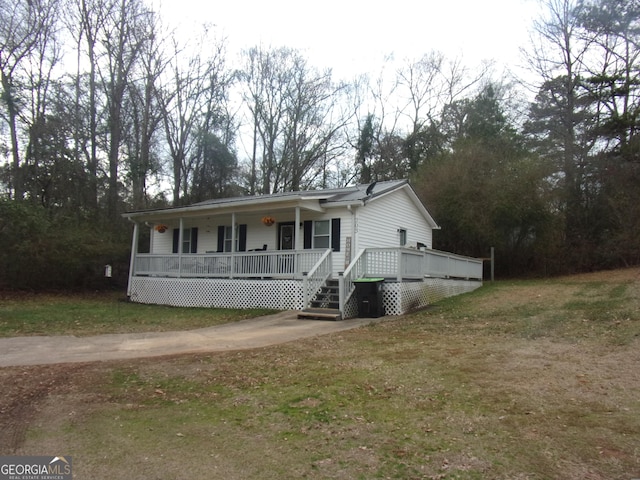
[22,0,62,202]
[280,56,352,191]
[101,0,149,218]
[0,0,57,199]
[188,38,237,201]
[398,53,491,168]
[397,52,445,135]
[240,46,352,193]
[524,0,592,251]
[159,26,231,205]
[240,46,289,194]
[65,0,112,212]
[124,9,168,210]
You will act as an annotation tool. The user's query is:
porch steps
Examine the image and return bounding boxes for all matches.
[298,308,342,321]
[298,279,342,320]
[311,279,340,309]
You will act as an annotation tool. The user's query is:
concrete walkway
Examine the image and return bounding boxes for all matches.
[0,312,388,367]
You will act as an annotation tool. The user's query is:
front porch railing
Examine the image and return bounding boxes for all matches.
[133,250,326,279]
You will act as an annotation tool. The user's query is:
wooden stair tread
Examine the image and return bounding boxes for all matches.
[298,308,342,321]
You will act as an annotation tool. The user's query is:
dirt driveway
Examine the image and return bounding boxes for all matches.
[0,312,386,367]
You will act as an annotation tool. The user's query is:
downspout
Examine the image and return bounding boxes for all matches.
[126,219,139,297]
[347,204,357,259]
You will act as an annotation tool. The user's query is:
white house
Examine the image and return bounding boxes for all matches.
[122,179,483,319]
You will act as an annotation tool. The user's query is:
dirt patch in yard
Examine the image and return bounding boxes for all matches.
[0,363,92,453]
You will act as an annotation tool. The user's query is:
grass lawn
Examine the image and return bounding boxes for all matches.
[1,267,639,479]
[0,292,276,336]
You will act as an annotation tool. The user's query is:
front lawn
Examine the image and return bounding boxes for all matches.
[0,292,276,337]
[1,268,639,479]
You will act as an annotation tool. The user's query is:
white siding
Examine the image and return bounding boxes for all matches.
[150,225,174,254]
[355,188,433,251]
[147,213,353,269]
[300,210,353,274]
[149,217,280,254]
[145,186,431,274]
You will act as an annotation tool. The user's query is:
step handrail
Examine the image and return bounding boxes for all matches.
[302,248,333,308]
[339,249,367,312]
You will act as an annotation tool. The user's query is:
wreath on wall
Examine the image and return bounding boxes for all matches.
[154,224,168,233]
[262,216,275,226]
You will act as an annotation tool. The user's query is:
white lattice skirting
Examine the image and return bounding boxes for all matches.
[380,278,482,316]
[130,277,304,310]
[129,276,481,315]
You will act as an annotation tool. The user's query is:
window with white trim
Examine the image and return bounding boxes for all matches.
[182,228,193,253]
[399,228,407,247]
[223,225,236,252]
[173,227,198,254]
[313,220,330,248]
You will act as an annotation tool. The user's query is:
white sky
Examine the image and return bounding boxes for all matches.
[156,0,540,79]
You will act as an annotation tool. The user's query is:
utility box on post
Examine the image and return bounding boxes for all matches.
[353,278,385,318]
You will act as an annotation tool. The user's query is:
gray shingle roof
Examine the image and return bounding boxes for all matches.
[122,179,422,221]
[191,179,408,207]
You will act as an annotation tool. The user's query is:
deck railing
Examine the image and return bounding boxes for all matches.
[360,247,483,281]
[133,250,326,279]
[339,248,483,311]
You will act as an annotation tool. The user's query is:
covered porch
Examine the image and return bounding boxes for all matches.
[127,247,483,318]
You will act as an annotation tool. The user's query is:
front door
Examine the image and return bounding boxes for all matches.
[279,223,295,250]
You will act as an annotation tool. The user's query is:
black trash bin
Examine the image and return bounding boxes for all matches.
[353,278,385,318]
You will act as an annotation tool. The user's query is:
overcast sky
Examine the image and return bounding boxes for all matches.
[156,0,540,78]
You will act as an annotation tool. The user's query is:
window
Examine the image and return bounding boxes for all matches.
[313,220,330,248]
[223,225,244,252]
[172,227,198,254]
[303,218,340,251]
[399,228,407,247]
[217,225,247,252]
[182,228,192,253]
[223,226,234,253]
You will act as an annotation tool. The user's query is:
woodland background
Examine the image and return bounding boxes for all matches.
[1,0,639,290]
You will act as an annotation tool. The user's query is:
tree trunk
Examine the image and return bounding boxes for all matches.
[1,70,23,200]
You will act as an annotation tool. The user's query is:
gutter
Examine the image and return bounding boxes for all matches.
[121,195,327,220]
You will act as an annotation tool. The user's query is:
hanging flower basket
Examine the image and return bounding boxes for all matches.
[155,224,168,233]
[262,216,275,226]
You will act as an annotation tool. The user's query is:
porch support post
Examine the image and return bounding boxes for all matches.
[295,206,301,277]
[126,220,139,297]
[178,218,184,277]
[302,271,308,308]
[231,212,237,252]
[230,212,236,278]
[295,206,301,250]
